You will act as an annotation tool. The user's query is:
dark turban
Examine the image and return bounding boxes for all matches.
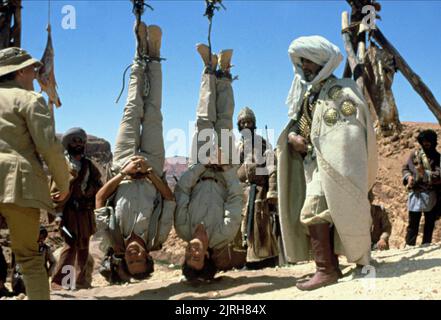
[61,127,87,149]
[417,129,438,148]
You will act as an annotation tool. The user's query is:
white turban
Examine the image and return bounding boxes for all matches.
[286,36,343,119]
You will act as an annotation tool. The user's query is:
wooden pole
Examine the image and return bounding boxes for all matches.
[0,1,12,49]
[372,28,441,124]
[341,11,365,92]
[11,0,21,47]
[0,0,21,49]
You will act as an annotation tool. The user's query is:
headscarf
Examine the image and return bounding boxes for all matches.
[237,107,257,128]
[417,129,438,148]
[61,127,87,149]
[286,36,343,119]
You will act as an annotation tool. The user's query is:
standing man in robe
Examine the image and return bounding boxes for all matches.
[51,128,102,290]
[403,129,441,246]
[277,36,378,291]
[236,107,279,269]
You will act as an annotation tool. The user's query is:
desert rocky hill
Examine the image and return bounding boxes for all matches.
[164,156,188,190]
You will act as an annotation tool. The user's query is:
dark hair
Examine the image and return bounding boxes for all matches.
[182,253,217,282]
[121,254,154,280]
[0,72,17,83]
[417,129,438,147]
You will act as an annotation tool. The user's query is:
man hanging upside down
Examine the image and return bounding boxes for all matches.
[174,44,245,282]
[95,22,175,284]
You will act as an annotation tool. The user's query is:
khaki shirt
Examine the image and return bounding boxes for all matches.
[0,81,69,212]
[174,164,243,250]
[95,178,175,252]
[115,179,156,239]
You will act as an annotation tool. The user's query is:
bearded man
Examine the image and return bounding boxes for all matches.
[277,36,378,291]
[403,129,441,246]
[50,128,102,290]
[236,107,279,269]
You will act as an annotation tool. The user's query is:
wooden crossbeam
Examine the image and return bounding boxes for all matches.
[371,28,441,124]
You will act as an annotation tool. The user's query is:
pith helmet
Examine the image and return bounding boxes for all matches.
[0,47,42,77]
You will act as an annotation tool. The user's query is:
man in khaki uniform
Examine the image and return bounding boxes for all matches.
[0,47,70,299]
[94,23,175,284]
[174,44,245,281]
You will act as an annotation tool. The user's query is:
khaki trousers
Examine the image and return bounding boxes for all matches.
[300,156,333,229]
[300,195,333,229]
[191,73,235,164]
[0,203,49,300]
[113,60,165,177]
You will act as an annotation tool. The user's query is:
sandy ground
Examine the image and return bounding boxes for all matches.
[46,241,441,300]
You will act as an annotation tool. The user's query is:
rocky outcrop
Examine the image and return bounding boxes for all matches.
[164,156,188,191]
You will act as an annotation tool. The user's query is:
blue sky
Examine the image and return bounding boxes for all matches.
[22,0,441,157]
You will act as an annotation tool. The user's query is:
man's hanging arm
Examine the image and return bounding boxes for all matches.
[146,169,174,201]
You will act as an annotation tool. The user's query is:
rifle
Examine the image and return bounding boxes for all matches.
[244,183,257,247]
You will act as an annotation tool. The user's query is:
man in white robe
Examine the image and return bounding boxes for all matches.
[277,36,378,291]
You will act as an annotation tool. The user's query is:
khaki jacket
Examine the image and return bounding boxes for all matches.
[174,164,243,250]
[0,80,69,213]
[95,178,176,254]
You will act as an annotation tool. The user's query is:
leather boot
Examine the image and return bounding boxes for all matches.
[147,25,162,59]
[330,227,343,278]
[196,43,218,71]
[218,49,233,73]
[296,224,339,291]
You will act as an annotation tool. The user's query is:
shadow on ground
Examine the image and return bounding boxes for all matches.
[54,274,298,300]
